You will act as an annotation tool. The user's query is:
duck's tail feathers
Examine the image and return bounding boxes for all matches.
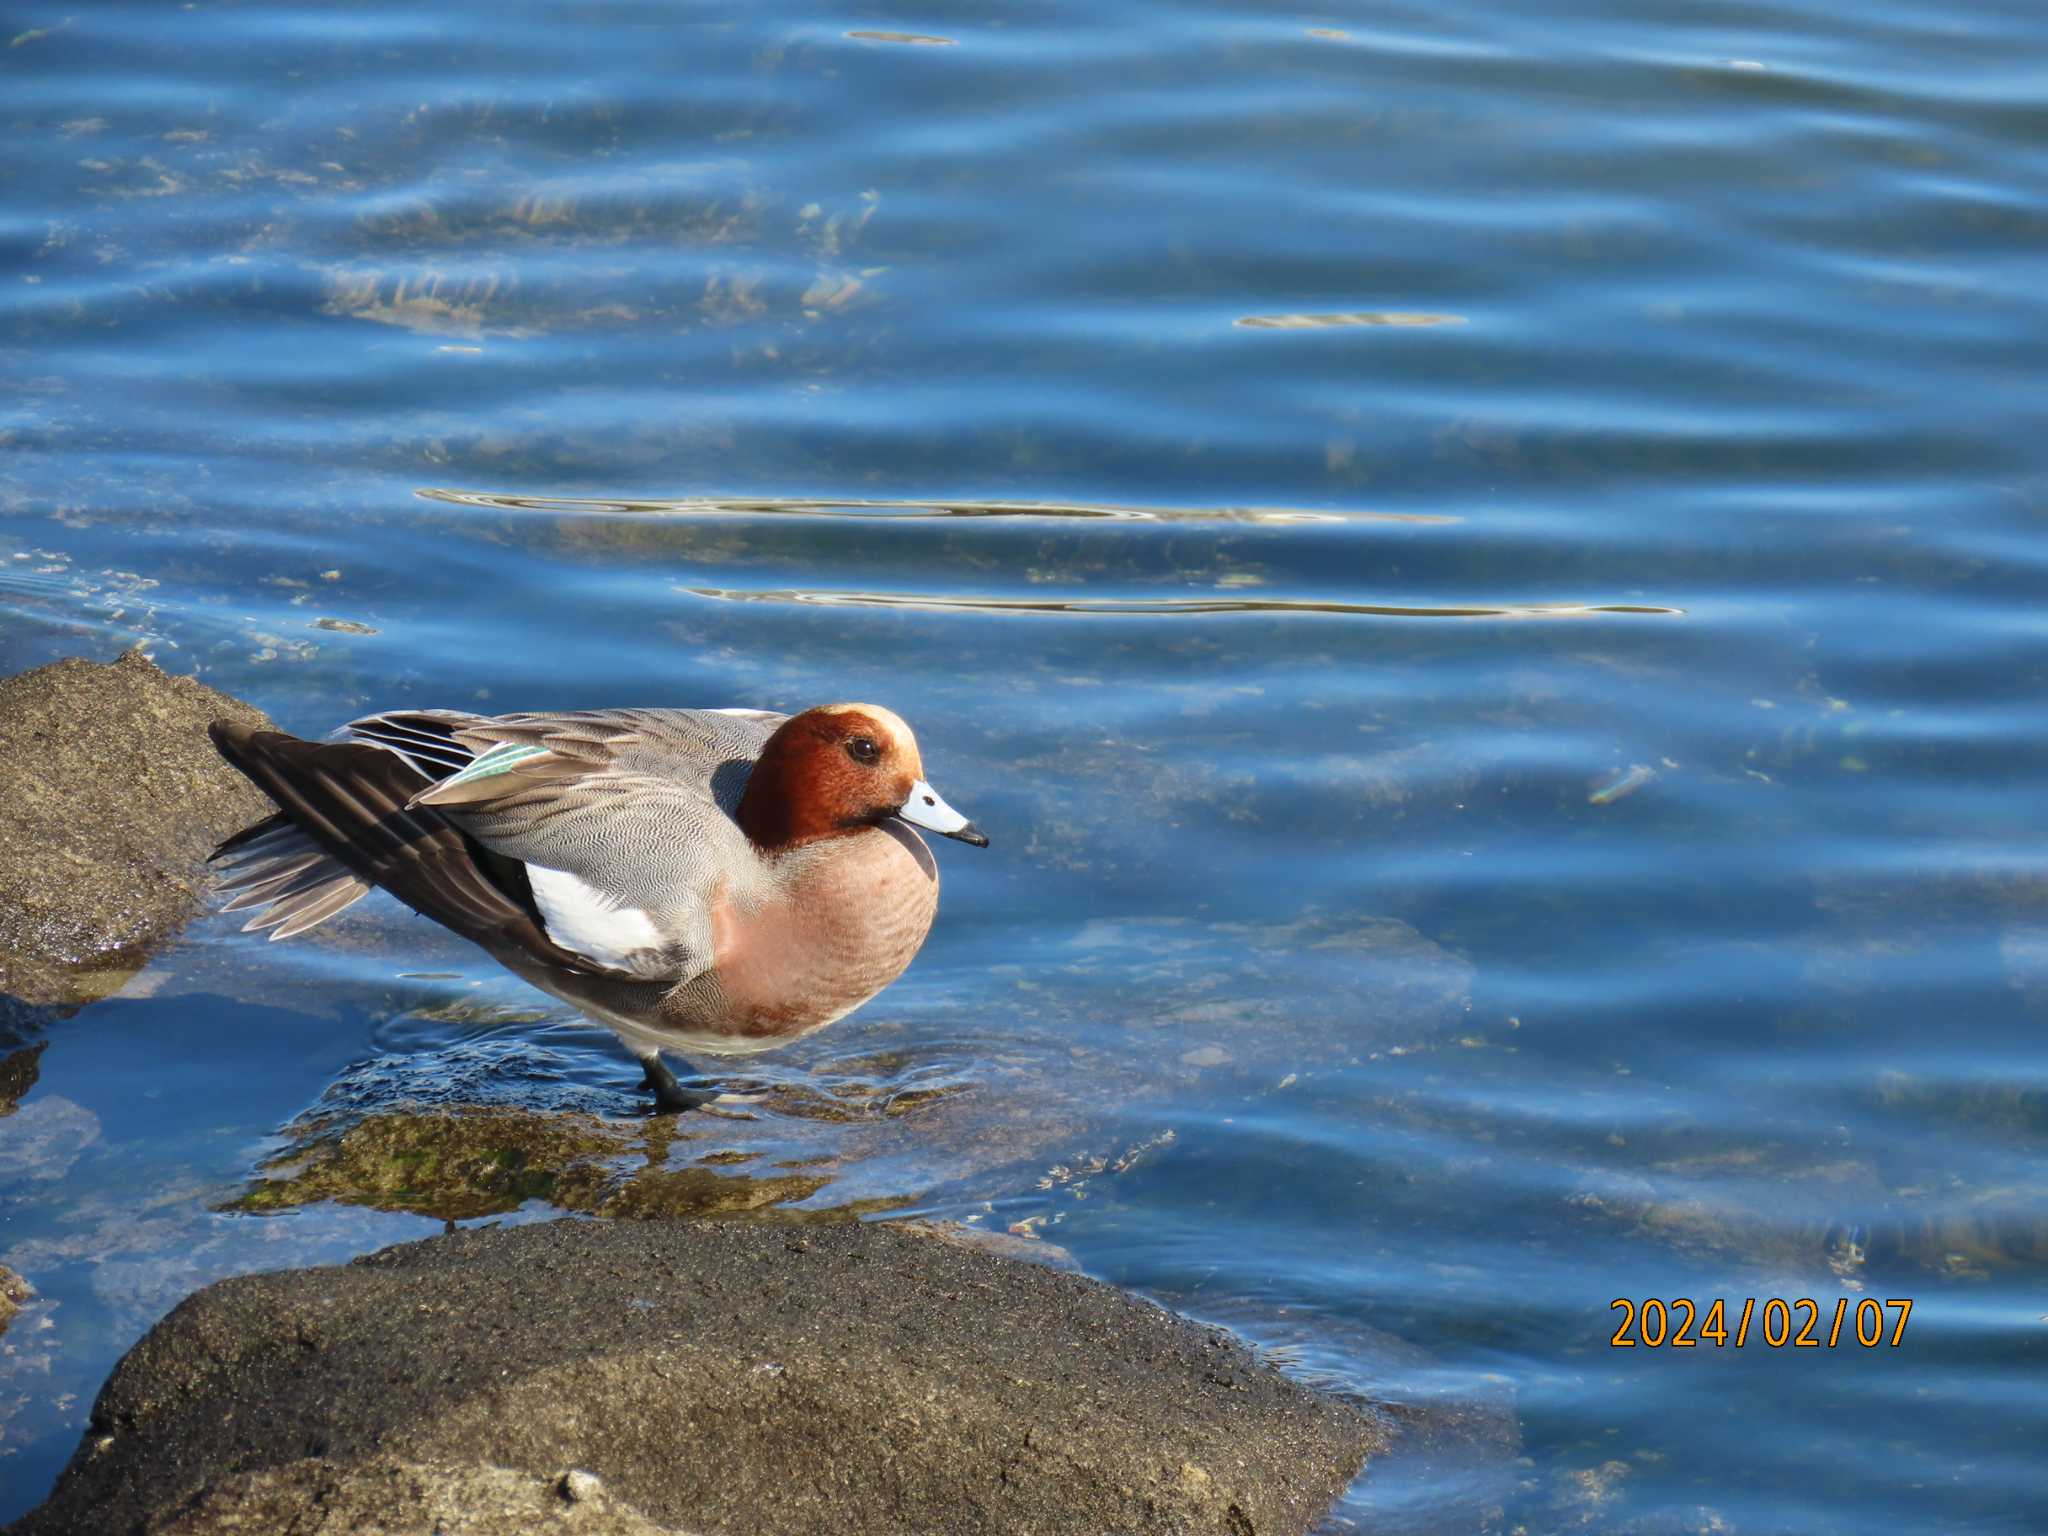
[206,721,599,973]
[210,814,372,940]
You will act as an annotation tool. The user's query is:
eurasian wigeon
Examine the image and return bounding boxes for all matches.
[206,703,987,1110]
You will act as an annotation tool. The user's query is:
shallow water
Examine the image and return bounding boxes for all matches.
[4,0,2048,1528]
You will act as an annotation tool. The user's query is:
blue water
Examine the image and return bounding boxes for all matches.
[4,0,2048,1528]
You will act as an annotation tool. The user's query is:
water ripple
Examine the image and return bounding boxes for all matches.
[1235,311,1468,329]
[679,586,1682,620]
[416,487,1452,525]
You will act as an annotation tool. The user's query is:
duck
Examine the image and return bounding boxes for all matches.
[206,702,987,1111]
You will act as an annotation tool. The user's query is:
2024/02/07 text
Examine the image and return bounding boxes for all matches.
[1610,1297,1912,1349]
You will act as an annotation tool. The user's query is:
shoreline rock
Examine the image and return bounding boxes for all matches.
[0,650,273,1009]
[8,1217,1385,1535]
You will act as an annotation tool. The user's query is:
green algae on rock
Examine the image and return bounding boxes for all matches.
[231,1108,634,1222]
[228,1107,857,1224]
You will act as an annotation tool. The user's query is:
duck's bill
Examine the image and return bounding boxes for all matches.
[898,779,989,847]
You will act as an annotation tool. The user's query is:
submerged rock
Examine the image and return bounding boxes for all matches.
[229,1107,847,1224]
[231,1107,643,1222]
[0,1267,30,1338]
[0,1043,43,1116]
[11,1217,1384,1536]
[0,650,273,1008]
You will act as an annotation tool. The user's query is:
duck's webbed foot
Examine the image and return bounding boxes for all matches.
[638,1050,718,1114]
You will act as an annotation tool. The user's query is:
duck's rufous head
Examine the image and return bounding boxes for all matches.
[737,703,988,853]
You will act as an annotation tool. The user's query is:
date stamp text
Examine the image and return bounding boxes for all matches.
[1610,1297,1912,1349]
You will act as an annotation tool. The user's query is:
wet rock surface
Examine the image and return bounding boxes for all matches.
[11,1217,1384,1536]
[0,651,273,1008]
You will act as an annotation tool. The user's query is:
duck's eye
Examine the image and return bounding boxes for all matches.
[847,736,881,765]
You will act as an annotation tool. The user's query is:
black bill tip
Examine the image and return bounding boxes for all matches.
[945,822,990,848]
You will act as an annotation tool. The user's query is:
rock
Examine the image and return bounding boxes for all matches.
[0,651,273,1008]
[0,1043,43,1116]
[148,1457,693,1535]
[230,1107,652,1222]
[0,1267,30,1338]
[228,1106,844,1224]
[1180,1293,1519,1533]
[11,1217,1383,1536]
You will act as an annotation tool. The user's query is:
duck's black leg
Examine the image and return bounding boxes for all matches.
[638,1050,717,1113]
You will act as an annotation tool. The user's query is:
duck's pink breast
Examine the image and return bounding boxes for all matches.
[707,821,939,1041]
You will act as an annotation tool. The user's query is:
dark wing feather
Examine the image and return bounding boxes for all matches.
[208,721,632,979]
[338,709,482,777]
[212,811,297,860]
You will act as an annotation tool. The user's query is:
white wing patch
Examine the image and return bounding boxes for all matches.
[525,863,665,971]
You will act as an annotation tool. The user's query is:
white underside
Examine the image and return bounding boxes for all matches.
[525,863,665,970]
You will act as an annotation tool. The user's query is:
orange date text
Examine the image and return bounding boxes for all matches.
[1609,1296,1912,1349]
